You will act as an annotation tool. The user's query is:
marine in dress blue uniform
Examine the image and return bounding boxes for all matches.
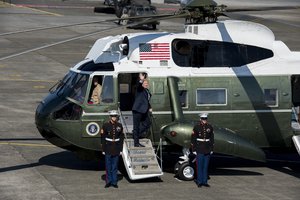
[191,113,214,188]
[101,110,124,188]
[132,73,152,147]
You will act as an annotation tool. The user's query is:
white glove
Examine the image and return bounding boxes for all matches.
[193,151,197,155]
[102,152,105,155]
[120,152,123,156]
[210,151,213,155]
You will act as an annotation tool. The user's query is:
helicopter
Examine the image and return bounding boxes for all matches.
[94,0,159,29]
[35,0,300,180]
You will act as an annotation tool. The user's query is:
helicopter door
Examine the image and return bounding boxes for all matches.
[291,75,300,126]
[118,73,140,133]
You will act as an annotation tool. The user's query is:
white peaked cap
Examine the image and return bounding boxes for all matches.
[199,113,208,118]
[108,110,119,116]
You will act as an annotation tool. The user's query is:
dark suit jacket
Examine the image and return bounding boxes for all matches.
[132,80,151,114]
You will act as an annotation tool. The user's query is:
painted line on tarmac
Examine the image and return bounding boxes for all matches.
[0,78,56,83]
[11,3,62,16]
[0,142,54,147]
[14,4,94,9]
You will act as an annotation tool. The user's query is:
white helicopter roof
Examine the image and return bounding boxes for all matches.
[87,20,276,62]
[82,20,300,77]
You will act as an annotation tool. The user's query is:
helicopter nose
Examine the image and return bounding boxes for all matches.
[35,101,50,129]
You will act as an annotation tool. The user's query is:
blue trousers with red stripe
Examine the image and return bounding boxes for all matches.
[196,153,210,185]
[105,154,119,185]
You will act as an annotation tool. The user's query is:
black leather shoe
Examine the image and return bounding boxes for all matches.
[203,184,210,187]
[112,184,118,188]
[134,143,145,147]
[104,183,111,188]
[197,184,202,188]
[139,143,145,147]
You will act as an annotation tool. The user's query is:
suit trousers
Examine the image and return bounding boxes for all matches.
[132,111,150,145]
[105,154,119,185]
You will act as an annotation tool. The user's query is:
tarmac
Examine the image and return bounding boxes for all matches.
[0,0,300,199]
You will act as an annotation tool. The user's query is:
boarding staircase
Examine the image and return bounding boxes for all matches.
[118,109,163,180]
[122,139,163,180]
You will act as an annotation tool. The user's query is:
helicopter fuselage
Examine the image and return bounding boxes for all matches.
[35,20,300,161]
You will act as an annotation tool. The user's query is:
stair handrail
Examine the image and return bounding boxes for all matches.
[117,104,131,164]
[155,138,163,170]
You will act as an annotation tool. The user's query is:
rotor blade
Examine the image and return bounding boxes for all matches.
[94,6,116,14]
[126,12,190,28]
[118,13,176,21]
[225,6,300,12]
[0,25,124,61]
[0,17,127,37]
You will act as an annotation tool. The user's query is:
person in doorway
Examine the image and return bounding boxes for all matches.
[90,76,102,104]
[191,113,214,188]
[101,110,124,188]
[132,73,152,147]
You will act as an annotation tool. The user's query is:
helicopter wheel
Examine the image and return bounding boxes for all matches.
[174,161,195,181]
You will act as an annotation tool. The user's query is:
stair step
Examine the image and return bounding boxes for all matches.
[129,154,156,158]
[122,138,163,180]
[131,160,158,166]
[134,170,163,175]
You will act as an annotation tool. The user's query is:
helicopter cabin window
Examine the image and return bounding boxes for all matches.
[264,89,278,107]
[172,39,274,67]
[196,88,227,106]
[88,75,114,105]
[53,100,82,121]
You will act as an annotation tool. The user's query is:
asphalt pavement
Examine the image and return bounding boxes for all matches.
[0,0,300,199]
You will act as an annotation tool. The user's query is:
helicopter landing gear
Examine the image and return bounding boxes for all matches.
[119,14,129,25]
[174,148,195,181]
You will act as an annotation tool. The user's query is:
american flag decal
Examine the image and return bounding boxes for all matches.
[139,43,170,60]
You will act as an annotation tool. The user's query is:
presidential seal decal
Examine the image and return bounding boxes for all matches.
[86,122,100,136]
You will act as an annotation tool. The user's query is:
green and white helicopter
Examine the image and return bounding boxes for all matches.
[35,0,300,180]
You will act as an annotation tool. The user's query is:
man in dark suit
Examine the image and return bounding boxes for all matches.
[132,73,152,147]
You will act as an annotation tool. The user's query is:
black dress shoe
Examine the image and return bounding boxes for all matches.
[112,184,118,188]
[134,143,145,147]
[203,184,210,187]
[104,183,111,188]
[197,184,202,188]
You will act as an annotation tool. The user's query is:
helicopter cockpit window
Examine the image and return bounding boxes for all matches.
[78,61,114,72]
[68,74,89,103]
[88,75,114,105]
[172,39,274,67]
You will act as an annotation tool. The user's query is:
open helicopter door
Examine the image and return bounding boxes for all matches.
[291,75,300,155]
[118,73,163,180]
[117,73,138,134]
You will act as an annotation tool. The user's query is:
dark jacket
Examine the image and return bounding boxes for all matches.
[101,120,124,156]
[191,122,214,154]
[132,80,151,114]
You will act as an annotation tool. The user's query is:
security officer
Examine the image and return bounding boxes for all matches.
[101,110,124,188]
[191,113,214,188]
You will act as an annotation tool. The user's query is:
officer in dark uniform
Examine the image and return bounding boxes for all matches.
[132,73,152,147]
[191,113,214,188]
[101,110,124,188]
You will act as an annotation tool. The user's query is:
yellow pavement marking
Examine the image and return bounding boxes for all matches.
[10,2,63,17]
[0,142,54,147]
[0,78,56,83]
[33,85,46,89]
